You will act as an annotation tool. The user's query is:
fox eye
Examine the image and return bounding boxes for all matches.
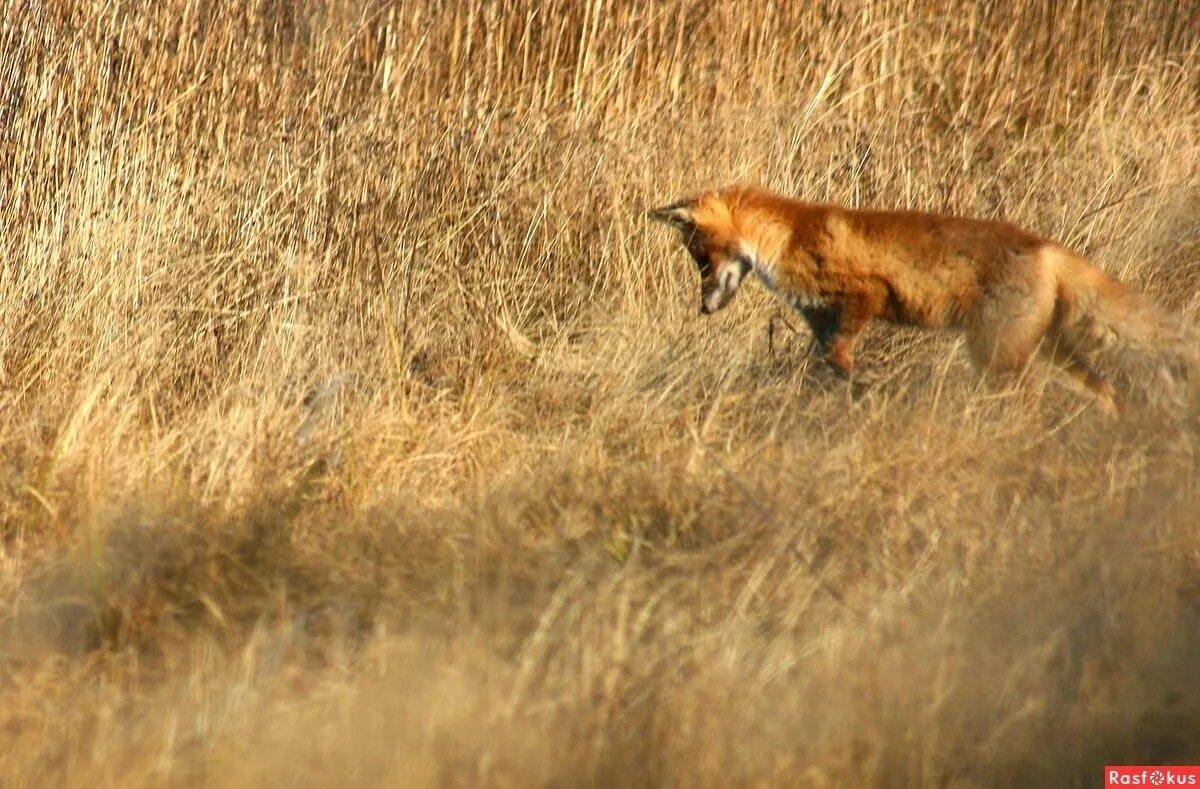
[688,248,711,276]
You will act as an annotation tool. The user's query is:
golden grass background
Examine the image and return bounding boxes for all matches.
[3,0,1200,785]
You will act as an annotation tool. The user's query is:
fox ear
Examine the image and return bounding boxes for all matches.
[646,199,696,230]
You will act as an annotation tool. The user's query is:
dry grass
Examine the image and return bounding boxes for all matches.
[3,0,1200,785]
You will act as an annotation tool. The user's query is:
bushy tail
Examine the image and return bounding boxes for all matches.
[1053,251,1199,408]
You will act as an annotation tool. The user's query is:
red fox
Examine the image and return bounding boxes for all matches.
[648,185,1193,414]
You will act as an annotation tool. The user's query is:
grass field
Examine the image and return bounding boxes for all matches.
[3,1,1200,785]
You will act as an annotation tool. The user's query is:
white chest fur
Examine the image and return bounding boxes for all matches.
[741,243,829,312]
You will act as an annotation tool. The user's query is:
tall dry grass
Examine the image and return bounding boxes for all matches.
[2,0,1200,785]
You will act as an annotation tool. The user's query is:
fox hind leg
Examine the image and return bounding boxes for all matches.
[1040,333,1121,417]
[966,278,1120,417]
[965,305,1047,380]
[964,278,1058,407]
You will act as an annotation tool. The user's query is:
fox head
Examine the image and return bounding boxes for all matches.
[648,190,751,315]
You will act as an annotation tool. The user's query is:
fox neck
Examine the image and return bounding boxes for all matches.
[735,232,829,311]
[735,237,782,291]
[725,204,789,285]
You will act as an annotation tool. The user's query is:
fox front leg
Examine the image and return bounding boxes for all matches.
[798,304,842,357]
[806,296,878,377]
[798,303,857,376]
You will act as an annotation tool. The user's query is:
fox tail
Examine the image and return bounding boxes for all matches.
[1051,249,1198,408]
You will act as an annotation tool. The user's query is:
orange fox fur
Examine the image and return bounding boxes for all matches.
[649,185,1191,413]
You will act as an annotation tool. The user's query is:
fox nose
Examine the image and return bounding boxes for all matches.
[699,302,711,315]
